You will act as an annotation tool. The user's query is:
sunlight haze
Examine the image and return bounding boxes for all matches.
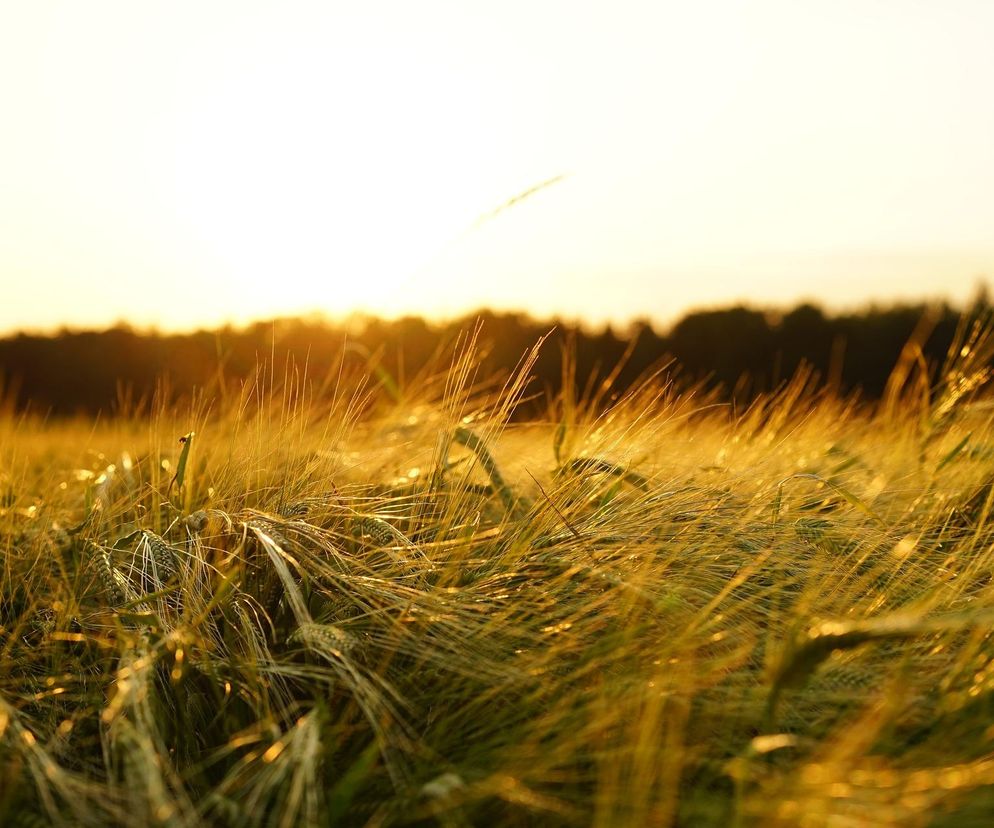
[1,0,992,333]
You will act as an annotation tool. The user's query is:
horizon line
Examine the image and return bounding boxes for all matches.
[3,288,987,340]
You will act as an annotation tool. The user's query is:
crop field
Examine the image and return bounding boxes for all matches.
[3,319,994,827]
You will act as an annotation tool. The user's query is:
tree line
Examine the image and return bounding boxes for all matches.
[0,297,986,416]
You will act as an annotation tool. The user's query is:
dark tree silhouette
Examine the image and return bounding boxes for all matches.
[0,296,984,416]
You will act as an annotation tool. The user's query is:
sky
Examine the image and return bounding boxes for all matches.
[1,0,992,334]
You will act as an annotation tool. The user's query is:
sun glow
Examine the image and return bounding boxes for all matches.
[1,1,993,332]
[167,32,510,321]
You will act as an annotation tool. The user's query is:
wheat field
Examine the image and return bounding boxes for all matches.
[2,318,994,826]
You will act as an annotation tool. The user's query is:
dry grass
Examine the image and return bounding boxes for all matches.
[3,317,994,826]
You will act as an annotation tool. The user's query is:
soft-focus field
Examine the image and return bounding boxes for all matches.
[3,320,994,827]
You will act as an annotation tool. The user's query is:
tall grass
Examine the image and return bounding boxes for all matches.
[3,316,994,826]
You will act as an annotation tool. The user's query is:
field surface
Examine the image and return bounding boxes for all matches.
[3,322,994,826]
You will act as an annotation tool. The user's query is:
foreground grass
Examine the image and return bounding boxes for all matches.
[3,321,994,826]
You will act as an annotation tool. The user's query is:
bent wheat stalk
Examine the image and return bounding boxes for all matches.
[452,425,522,513]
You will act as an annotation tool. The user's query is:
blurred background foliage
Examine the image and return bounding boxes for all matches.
[2,292,987,415]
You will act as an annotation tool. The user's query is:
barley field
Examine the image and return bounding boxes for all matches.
[3,319,994,827]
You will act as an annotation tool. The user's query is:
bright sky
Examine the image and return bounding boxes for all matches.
[2,1,992,333]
